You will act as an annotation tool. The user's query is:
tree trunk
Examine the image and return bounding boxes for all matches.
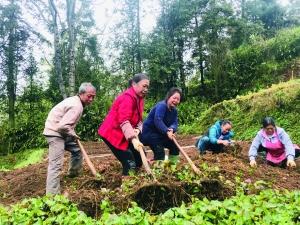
[6,1,17,129]
[7,23,16,130]
[194,15,205,92]
[67,0,76,96]
[49,0,67,99]
[177,38,186,95]
[136,0,142,73]
[241,0,245,19]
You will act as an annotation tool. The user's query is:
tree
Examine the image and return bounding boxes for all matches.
[285,0,300,26]
[243,0,289,37]
[112,0,142,77]
[0,0,29,129]
[144,0,198,98]
[24,52,38,119]
[49,0,67,99]
[27,0,102,101]
[67,0,76,95]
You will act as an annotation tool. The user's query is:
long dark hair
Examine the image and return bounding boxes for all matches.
[128,73,149,87]
[262,116,276,128]
[165,87,182,101]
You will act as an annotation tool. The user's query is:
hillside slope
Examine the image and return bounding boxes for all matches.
[189,79,300,142]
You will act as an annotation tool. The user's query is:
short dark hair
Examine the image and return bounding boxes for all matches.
[221,119,232,126]
[165,87,182,101]
[262,116,276,128]
[128,73,149,87]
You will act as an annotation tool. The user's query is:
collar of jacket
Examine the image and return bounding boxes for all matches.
[126,87,142,100]
[77,95,85,108]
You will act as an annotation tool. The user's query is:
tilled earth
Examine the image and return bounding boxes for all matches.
[0,135,299,217]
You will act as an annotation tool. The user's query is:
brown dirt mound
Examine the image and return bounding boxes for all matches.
[0,135,299,218]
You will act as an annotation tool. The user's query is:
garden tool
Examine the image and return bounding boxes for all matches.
[77,139,98,177]
[173,138,202,176]
[134,138,157,181]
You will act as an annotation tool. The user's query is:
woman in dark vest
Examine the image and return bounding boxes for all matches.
[140,87,182,164]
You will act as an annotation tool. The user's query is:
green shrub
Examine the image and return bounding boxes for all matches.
[225,27,300,98]
[189,79,300,142]
[1,190,299,224]
[0,195,98,225]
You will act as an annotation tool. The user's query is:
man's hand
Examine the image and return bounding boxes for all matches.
[132,138,144,151]
[287,159,296,168]
[250,159,257,167]
[73,134,80,140]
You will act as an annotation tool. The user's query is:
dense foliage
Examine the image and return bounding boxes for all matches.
[1,0,300,153]
[185,79,300,143]
[221,27,300,99]
[0,195,97,225]
[1,189,299,224]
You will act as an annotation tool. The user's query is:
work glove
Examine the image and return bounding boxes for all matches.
[287,159,296,168]
[132,138,144,151]
[250,160,257,167]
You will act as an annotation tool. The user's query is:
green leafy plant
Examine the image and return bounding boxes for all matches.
[2,195,98,225]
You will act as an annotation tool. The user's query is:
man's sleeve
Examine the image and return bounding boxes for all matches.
[57,106,81,136]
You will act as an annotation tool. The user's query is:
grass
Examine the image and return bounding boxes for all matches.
[0,148,46,171]
[183,79,300,143]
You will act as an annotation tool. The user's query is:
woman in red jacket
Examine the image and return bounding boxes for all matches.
[98,73,149,176]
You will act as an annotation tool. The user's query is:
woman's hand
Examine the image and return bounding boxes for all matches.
[287,159,296,168]
[218,140,230,146]
[250,160,257,167]
[132,138,144,151]
[167,128,175,140]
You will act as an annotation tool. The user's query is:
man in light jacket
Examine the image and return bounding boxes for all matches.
[43,82,96,194]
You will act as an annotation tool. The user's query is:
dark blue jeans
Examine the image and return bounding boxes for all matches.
[195,136,223,154]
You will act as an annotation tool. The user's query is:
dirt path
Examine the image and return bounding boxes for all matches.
[0,135,299,216]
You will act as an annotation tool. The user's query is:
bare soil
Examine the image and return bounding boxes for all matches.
[0,135,299,217]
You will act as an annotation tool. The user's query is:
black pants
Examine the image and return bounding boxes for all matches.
[102,138,142,175]
[150,140,179,160]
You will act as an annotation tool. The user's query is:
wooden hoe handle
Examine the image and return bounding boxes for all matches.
[138,146,152,175]
[77,139,98,177]
[135,138,157,181]
[173,138,202,176]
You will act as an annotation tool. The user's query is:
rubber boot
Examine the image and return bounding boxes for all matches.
[169,154,179,165]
